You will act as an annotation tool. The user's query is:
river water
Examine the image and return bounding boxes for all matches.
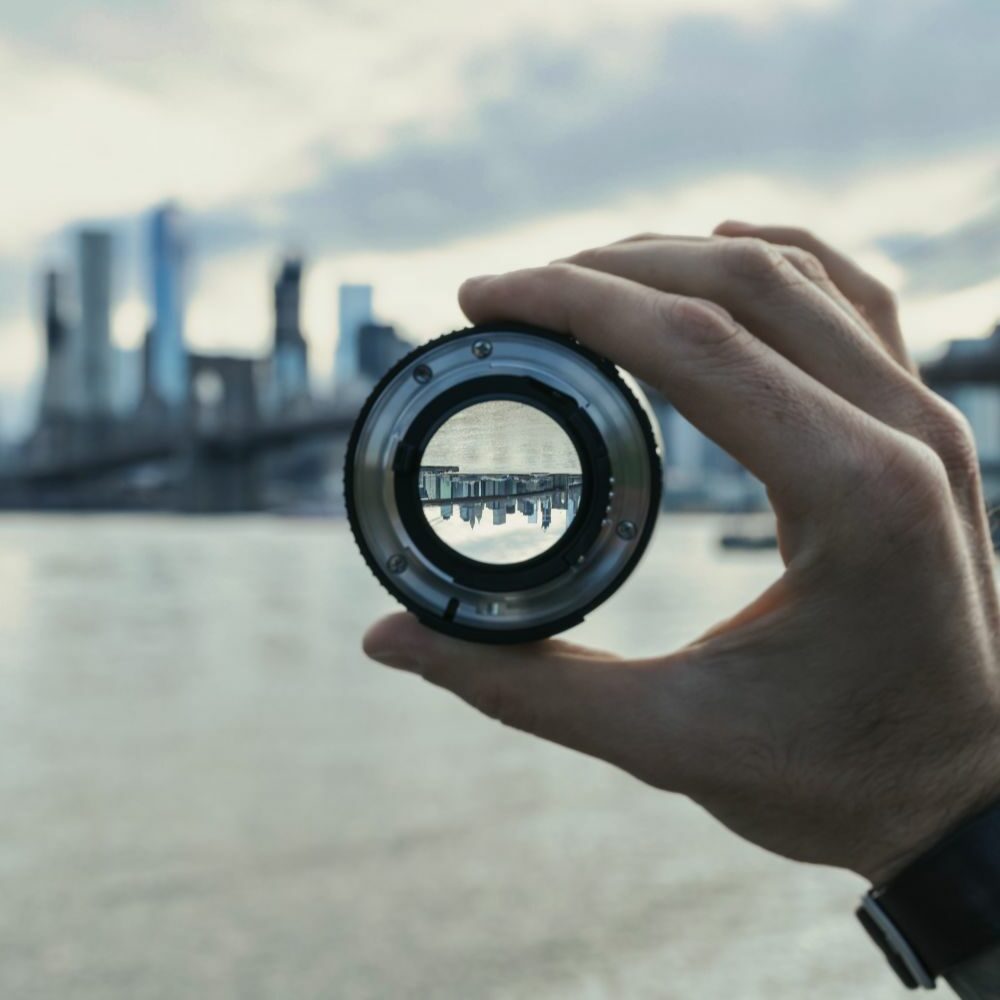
[0,515,908,999]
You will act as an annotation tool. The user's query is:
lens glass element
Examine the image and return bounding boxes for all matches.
[418,399,583,565]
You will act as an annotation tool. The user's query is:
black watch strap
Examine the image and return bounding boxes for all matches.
[857,801,1000,989]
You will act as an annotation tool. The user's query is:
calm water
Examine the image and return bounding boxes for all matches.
[0,516,906,1000]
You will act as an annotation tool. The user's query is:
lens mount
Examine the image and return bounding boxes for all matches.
[345,322,661,642]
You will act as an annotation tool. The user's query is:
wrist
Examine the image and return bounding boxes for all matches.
[857,794,1000,990]
[861,723,1000,886]
[865,779,1000,887]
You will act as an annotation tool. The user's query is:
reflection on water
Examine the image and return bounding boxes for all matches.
[419,468,583,564]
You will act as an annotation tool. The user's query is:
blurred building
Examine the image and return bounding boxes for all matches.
[923,321,1000,456]
[111,347,143,416]
[189,354,259,434]
[923,321,1000,500]
[648,391,766,511]
[78,229,114,418]
[39,270,74,421]
[271,258,310,407]
[334,284,373,386]
[358,322,409,381]
[147,205,189,409]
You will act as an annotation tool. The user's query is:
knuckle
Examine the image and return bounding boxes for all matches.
[782,246,827,283]
[918,395,981,488]
[657,294,743,349]
[718,236,787,285]
[564,246,599,266]
[868,438,953,519]
[568,245,617,269]
[833,433,955,535]
[543,261,580,282]
[862,280,898,319]
[539,261,586,297]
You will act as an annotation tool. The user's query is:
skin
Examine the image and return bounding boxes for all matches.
[363,221,1000,886]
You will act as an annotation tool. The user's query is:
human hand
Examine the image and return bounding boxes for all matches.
[363,222,1000,885]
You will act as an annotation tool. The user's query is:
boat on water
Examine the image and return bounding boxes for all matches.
[719,513,999,554]
[718,514,778,551]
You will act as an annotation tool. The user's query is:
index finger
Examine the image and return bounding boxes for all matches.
[459,263,893,522]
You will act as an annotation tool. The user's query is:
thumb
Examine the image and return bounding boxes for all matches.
[363,612,700,783]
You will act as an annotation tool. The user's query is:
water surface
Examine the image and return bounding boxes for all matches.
[0,515,903,999]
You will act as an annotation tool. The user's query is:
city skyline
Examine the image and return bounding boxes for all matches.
[6,194,998,518]
[2,1,998,440]
[0,209,415,439]
[15,204,411,440]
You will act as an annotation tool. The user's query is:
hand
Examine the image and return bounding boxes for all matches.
[363,221,1000,885]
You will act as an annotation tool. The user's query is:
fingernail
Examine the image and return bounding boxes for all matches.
[366,647,420,672]
[718,219,754,231]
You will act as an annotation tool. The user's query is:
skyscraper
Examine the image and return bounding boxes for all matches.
[78,229,114,417]
[39,270,74,420]
[335,283,373,385]
[272,258,309,405]
[358,321,410,381]
[44,271,67,357]
[148,204,188,408]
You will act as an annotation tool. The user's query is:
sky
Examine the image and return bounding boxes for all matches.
[1,0,998,435]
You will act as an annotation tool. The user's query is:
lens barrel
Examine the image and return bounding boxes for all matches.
[345,323,661,642]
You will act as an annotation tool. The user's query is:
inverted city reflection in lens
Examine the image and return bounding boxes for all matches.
[418,400,583,565]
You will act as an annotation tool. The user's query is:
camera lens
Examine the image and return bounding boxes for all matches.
[345,323,661,643]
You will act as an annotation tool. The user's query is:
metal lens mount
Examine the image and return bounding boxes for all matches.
[345,322,662,643]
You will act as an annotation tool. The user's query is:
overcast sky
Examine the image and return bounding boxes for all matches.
[1,0,998,434]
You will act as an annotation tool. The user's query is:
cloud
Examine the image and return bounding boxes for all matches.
[231,0,1000,258]
[878,193,1000,295]
[0,0,832,251]
[10,0,996,263]
[900,275,1000,353]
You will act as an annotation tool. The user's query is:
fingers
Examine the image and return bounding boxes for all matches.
[362,612,703,788]
[569,232,884,339]
[562,236,927,455]
[707,225,995,596]
[713,221,912,370]
[553,232,993,603]
[563,235,987,517]
[459,262,898,523]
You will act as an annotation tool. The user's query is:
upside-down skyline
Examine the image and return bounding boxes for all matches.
[1,0,998,435]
